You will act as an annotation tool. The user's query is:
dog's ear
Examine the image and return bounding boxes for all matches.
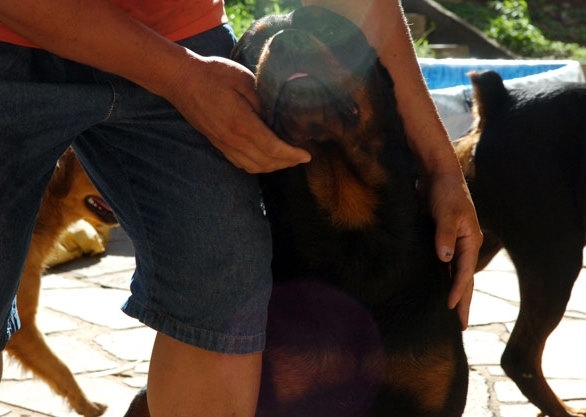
[47,148,77,199]
[230,13,293,72]
[468,70,510,130]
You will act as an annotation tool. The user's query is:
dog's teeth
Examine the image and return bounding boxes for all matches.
[86,196,108,213]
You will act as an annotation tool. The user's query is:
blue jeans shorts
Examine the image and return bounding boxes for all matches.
[0,24,273,354]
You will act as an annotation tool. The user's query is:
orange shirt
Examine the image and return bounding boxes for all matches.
[0,0,227,48]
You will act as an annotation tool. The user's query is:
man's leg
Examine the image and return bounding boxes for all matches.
[70,27,270,417]
[147,333,262,417]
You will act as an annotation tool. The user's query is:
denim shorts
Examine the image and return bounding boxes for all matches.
[0,24,273,354]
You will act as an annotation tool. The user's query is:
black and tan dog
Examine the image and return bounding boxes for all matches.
[5,148,117,417]
[454,70,586,417]
[124,6,468,417]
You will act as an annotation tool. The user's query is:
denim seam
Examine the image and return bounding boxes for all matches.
[103,80,118,122]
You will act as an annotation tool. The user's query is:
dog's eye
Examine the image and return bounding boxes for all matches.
[334,102,360,125]
[348,105,359,118]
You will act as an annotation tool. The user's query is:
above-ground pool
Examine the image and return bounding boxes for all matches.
[419,58,585,139]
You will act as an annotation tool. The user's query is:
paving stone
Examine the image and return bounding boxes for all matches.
[468,291,519,326]
[548,379,586,402]
[40,287,138,330]
[494,379,531,403]
[53,255,135,279]
[567,271,586,314]
[474,269,520,303]
[41,274,90,290]
[94,327,155,362]
[122,377,147,389]
[482,250,515,272]
[84,272,132,291]
[463,370,492,417]
[487,365,506,377]
[464,328,507,365]
[36,309,78,335]
[542,319,586,379]
[500,403,542,417]
[134,361,149,375]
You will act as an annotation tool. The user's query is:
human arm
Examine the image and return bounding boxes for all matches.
[302,0,483,329]
[0,0,310,173]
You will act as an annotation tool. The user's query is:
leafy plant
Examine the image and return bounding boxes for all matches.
[225,0,299,37]
[486,0,551,56]
[411,21,438,58]
[529,0,586,47]
[439,0,586,60]
[225,0,256,38]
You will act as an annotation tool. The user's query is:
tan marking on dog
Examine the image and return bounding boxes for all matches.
[268,345,387,402]
[453,131,479,180]
[306,86,388,230]
[387,343,457,414]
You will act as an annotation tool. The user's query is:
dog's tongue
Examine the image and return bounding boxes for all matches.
[287,72,309,81]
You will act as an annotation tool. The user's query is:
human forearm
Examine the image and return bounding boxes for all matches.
[0,0,194,99]
[369,2,460,177]
[304,0,482,328]
[302,0,460,176]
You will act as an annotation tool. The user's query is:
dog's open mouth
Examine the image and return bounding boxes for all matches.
[85,196,118,225]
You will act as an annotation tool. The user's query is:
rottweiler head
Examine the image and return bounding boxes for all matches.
[232,6,411,231]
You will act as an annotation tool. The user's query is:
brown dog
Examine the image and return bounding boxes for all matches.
[454,70,586,417]
[5,148,118,417]
[125,6,468,417]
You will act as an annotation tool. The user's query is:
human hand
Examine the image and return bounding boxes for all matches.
[163,53,311,173]
[425,172,483,330]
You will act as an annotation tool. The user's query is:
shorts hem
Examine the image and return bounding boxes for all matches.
[121,297,265,355]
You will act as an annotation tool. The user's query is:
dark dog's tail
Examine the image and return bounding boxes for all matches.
[468,70,510,130]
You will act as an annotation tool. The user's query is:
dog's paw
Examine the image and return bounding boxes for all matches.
[80,401,108,417]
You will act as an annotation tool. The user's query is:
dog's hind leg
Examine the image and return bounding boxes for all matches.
[6,260,107,417]
[6,324,107,417]
[501,231,585,417]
